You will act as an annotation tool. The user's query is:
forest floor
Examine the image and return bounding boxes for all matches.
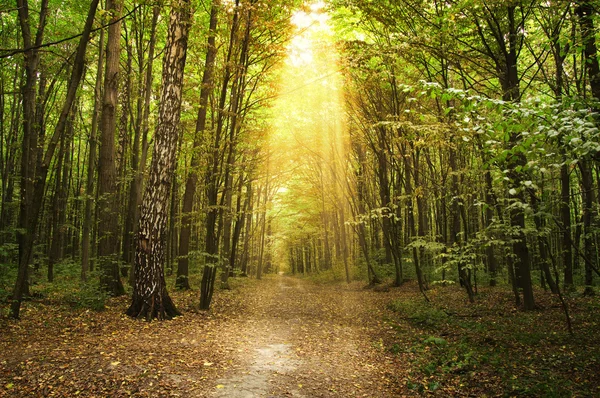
[1,273,599,397]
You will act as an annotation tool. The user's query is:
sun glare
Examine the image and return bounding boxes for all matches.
[289,3,331,66]
[268,1,349,273]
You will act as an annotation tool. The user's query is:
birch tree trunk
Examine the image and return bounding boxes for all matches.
[127,0,190,320]
[123,5,160,275]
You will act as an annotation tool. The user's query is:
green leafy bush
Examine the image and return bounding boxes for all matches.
[43,264,108,311]
[65,278,108,311]
[388,299,449,327]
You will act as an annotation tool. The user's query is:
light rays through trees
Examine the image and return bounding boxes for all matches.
[268,5,351,279]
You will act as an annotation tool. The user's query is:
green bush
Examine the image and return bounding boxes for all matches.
[388,299,449,327]
[65,278,107,311]
[43,266,108,311]
[0,243,18,301]
[0,262,17,302]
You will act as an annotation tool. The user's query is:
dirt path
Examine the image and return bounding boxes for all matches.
[1,275,406,397]
[209,275,401,397]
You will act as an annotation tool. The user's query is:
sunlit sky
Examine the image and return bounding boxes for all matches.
[259,0,350,271]
[269,0,347,220]
[288,1,331,66]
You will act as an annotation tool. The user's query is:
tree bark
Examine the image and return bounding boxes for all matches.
[97,0,125,296]
[578,160,596,295]
[81,18,105,282]
[12,0,98,318]
[560,161,574,287]
[239,180,254,275]
[529,189,559,294]
[47,112,73,282]
[576,1,600,100]
[127,0,191,320]
[12,0,49,319]
[256,169,269,280]
[353,143,380,284]
[127,6,159,287]
[220,1,260,285]
[177,1,219,290]
[403,144,428,299]
[229,173,246,275]
[201,0,241,308]
[483,168,498,286]
[576,0,600,296]
[500,6,534,309]
[449,145,474,302]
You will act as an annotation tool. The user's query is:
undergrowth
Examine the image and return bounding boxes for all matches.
[385,285,600,397]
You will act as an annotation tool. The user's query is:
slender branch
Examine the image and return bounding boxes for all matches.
[0,4,142,59]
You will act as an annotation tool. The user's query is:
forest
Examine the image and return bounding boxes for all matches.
[1,0,600,396]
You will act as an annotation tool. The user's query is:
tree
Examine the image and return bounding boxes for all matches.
[122,4,160,285]
[127,0,191,320]
[11,0,99,318]
[575,0,599,295]
[11,0,50,318]
[177,0,219,290]
[81,17,105,282]
[97,0,125,297]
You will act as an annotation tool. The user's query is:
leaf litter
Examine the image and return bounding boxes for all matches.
[0,275,404,397]
[2,275,597,397]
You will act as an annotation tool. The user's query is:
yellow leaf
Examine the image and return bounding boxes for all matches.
[216,385,225,389]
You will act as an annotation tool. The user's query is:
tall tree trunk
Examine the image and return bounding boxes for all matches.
[200,0,241,309]
[221,0,262,283]
[449,145,474,302]
[123,9,142,269]
[503,6,534,310]
[12,0,49,319]
[353,143,380,284]
[167,162,179,277]
[339,206,351,284]
[0,68,20,253]
[127,6,159,287]
[47,112,74,282]
[82,23,105,282]
[229,173,246,275]
[560,161,574,287]
[127,0,191,320]
[483,168,498,286]
[578,160,596,295]
[12,0,98,318]
[403,144,428,299]
[216,0,248,288]
[529,189,559,294]
[375,128,401,284]
[256,170,269,280]
[576,0,600,296]
[177,1,219,290]
[319,168,332,270]
[577,1,600,100]
[117,26,133,278]
[97,0,125,296]
[70,126,84,259]
[239,180,254,276]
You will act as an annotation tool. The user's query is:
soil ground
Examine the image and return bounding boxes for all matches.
[0,275,405,397]
[1,274,598,397]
